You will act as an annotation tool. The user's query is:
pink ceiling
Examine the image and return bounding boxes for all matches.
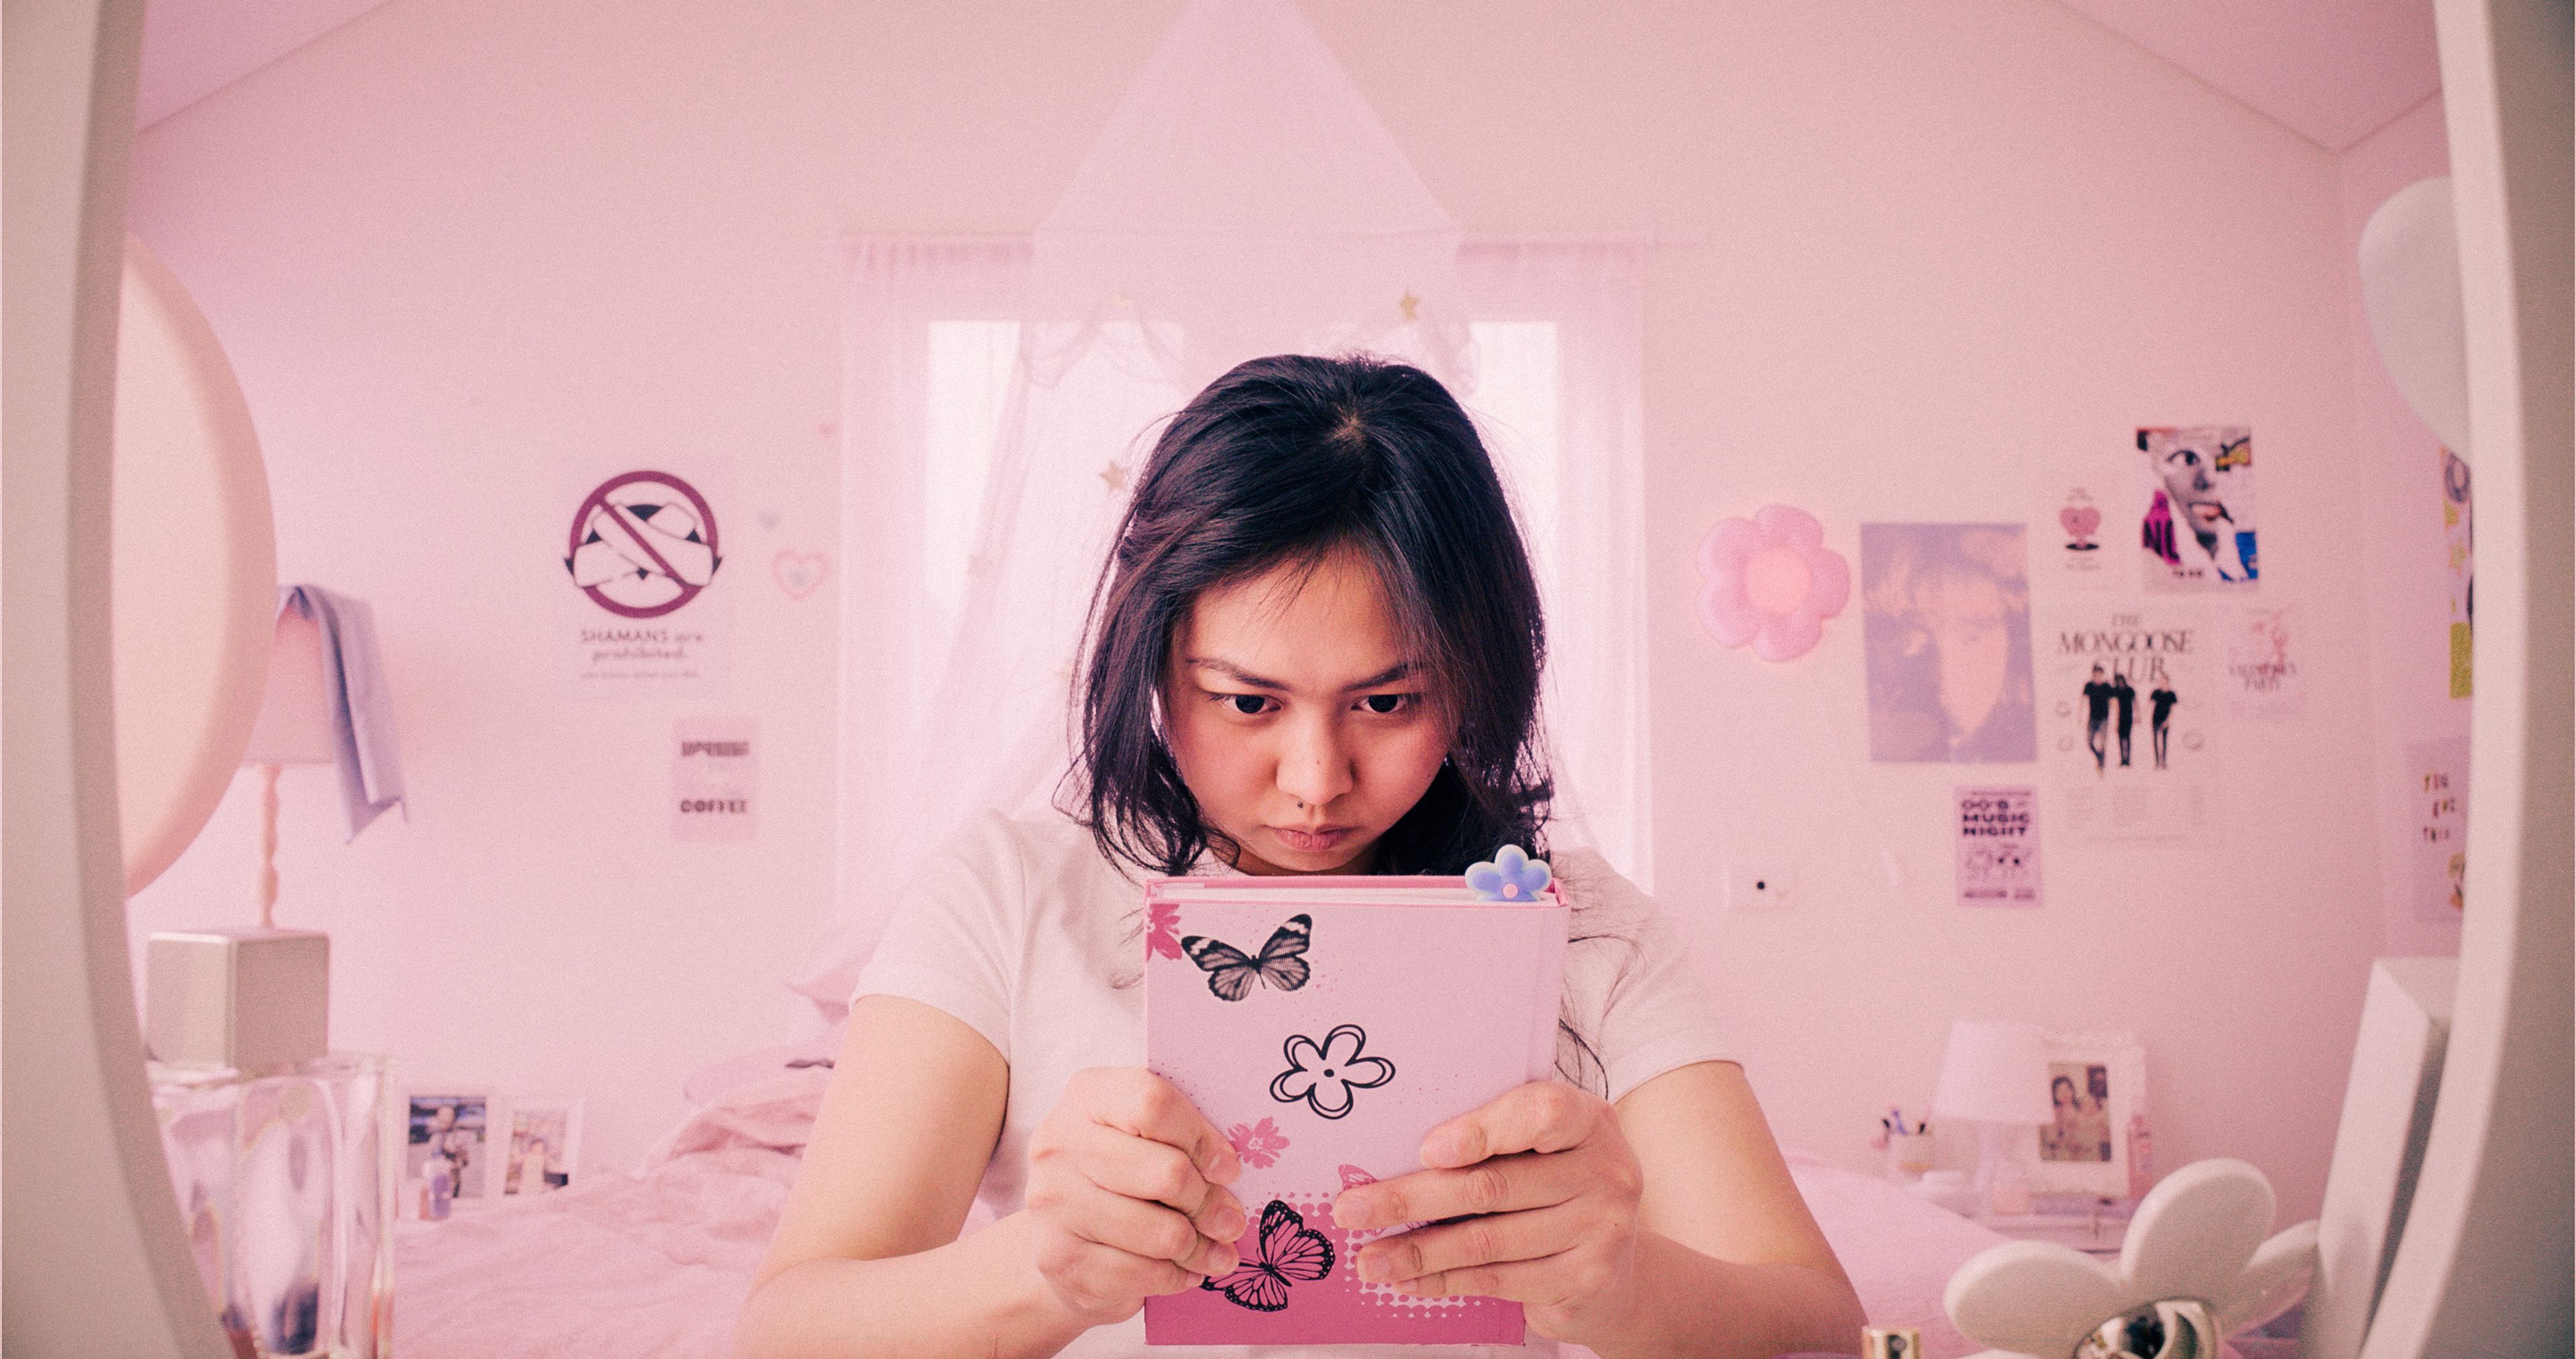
[133,0,2440,150]
[135,0,393,127]
[2054,0,2442,151]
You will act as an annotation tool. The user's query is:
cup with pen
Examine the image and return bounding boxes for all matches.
[1875,1106,1933,1182]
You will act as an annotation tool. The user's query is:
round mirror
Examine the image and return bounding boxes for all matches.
[113,232,277,895]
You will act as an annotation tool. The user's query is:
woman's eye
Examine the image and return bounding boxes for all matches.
[1222,694,1273,716]
[1359,693,1411,715]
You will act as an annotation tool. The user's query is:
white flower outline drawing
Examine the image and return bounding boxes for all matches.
[1269,1024,1395,1120]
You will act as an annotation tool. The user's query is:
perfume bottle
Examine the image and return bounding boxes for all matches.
[151,1053,397,1359]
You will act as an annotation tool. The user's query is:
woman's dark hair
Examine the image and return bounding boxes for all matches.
[1063,352,1552,879]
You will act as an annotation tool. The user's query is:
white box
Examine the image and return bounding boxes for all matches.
[145,926,329,1074]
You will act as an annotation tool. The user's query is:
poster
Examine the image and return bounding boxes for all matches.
[2138,426,2258,592]
[2049,486,2121,592]
[2408,736,2469,922]
[1955,787,2040,908]
[558,464,733,698]
[2443,447,2473,698]
[2043,607,2213,840]
[1860,524,2037,763]
[2220,605,2305,721]
[674,716,758,841]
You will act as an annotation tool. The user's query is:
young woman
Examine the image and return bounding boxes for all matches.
[735,356,1866,1358]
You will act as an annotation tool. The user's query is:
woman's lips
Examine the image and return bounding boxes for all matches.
[1270,825,1353,853]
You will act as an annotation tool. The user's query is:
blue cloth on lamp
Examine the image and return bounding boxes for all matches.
[278,585,406,839]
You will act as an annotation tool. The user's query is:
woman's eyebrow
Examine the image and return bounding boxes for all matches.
[1187,657,1414,692]
[1342,661,1415,690]
[1187,657,1288,690]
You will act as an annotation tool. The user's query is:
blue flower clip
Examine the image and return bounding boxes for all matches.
[1466,845,1552,902]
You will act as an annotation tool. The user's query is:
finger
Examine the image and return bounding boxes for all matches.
[1393,1248,1602,1310]
[1061,1177,1242,1277]
[1334,1149,1589,1231]
[1356,1202,1587,1285]
[1419,1081,1602,1169]
[1087,1071,1243,1186]
[1067,1120,1242,1230]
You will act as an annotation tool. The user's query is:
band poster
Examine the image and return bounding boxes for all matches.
[1860,523,2037,763]
[2220,605,2305,722]
[2138,426,2258,592]
[2443,447,2473,699]
[2043,606,2213,840]
[2407,736,2469,922]
[1955,787,2040,908]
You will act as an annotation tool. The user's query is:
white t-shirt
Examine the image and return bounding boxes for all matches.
[852,809,1733,1358]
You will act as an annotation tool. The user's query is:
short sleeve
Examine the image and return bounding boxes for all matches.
[849,810,1026,1063]
[1554,850,1733,1103]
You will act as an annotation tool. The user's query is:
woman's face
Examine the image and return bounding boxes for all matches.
[1162,546,1452,875]
[2158,440,2232,531]
[1917,567,2010,739]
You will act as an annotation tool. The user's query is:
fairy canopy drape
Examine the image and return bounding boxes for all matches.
[798,0,1646,1014]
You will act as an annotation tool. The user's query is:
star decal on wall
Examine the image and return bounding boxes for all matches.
[1099,461,1131,492]
[1397,291,1420,321]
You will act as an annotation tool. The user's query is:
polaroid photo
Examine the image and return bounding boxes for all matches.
[404,1089,504,1219]
[498,1097,584,1198]
[2029,1032,2145,1198]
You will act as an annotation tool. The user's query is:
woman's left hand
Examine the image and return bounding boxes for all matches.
[1329,1080,1643,1342]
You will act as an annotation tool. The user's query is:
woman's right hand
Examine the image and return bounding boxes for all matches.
[1025,1067,1249,1325]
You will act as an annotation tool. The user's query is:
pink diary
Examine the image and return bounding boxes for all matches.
[1142,872,1568,1346]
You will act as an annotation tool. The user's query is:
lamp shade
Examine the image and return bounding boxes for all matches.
[241,604,333,766]
[1932,1020,2055,1126]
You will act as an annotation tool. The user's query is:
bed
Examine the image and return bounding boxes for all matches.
[394,1034,2008,1358]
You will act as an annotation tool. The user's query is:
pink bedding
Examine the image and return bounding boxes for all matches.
[395,1067,2008,1357]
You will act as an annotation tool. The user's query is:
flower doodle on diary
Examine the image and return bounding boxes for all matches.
[1182,913,1312,1001]
[1200,1199,1336,1312]
[1224,1117,1291,1170]
[1465,845,1551,902]
[1270,1024,1394,1120]
[1146,899,1185,962]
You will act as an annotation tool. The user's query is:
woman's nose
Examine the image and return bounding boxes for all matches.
[1275,716,1354,810]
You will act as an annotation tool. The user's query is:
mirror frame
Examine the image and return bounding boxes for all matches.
[1,0,234,1353]
[2359,1,2574,1352]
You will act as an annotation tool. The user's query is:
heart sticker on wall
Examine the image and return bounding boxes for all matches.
[2058,506,2102,539]
[773,549,827,600]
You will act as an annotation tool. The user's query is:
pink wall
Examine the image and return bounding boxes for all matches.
[127,0,2400,1220]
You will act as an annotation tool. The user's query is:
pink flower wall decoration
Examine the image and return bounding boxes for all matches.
[1697,505,1850,662]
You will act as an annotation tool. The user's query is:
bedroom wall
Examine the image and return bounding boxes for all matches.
[125,0,2394,1218]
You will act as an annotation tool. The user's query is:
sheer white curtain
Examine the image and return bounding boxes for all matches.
[792,0,1645,1013]
[1459,239,1652,888]
[795,237,1647,1014]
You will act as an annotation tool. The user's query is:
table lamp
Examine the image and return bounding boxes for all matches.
[144,603,336,1075]
[1931,1019,2053,1218]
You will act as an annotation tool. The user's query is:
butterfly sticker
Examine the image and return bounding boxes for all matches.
[1181,914,1313,1002]
[1200,1199,1336,1312]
